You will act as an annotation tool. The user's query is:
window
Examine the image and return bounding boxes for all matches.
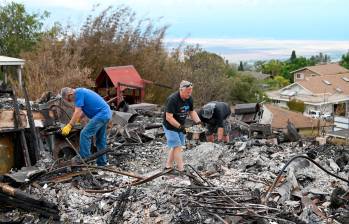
[334,103,346,116]
[296,73,303,79]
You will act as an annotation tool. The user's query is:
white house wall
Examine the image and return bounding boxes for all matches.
[260,106,273,125]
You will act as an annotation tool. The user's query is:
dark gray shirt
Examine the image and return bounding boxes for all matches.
[198,101,231,127]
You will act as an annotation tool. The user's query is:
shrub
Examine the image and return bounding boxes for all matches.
[287,99,305,113]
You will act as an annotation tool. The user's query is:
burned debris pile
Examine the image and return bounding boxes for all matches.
[1,89,349,223]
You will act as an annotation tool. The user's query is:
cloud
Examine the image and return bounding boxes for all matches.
[17,0,299,11]
[18,0,259,9]
[19,0,93,10]
[166,38,349,62]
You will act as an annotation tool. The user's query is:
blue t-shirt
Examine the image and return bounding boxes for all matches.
[74,88,112,120]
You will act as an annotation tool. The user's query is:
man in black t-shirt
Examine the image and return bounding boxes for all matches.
[198,101,231,143]
[163,80,201,172]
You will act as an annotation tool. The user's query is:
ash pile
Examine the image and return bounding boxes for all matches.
[1,96,349,223]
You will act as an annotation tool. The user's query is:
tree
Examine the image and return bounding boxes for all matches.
[309,52,331,64]
[183,49,231,105]
[340,51,349,69]
[281,57,309,82]
[290,50,297,62]
[230,74,263,103]
[254,60,266,72]
[225,63,238,77]
[274,75,290,87]
[238,61,244,71]
[19,31,93,99]
[263,75,290,90]
[0,2,49,57]
[261,60,283,77]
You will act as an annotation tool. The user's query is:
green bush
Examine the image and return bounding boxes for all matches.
[287,99,305,113]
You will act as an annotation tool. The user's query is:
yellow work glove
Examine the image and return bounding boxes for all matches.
[75,118,81,125]
[61,124,72,136]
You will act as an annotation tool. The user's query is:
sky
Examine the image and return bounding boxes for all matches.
[12,0,349,62]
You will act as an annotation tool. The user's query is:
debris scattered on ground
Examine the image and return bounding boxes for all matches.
[1,88,349,223]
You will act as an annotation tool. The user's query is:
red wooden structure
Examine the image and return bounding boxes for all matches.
[95,65,151,108]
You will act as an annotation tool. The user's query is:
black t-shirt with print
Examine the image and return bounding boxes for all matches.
[163,91,193,132]
[198,101,231,128]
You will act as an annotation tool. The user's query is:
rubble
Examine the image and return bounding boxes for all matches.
[2,92,349,223]
[3,136,349,223]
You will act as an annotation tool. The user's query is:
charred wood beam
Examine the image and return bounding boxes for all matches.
[0,192,60,220]
[84,168,173,193]
[41,170,88,184]
[72,165,144,180]
[0,183,57,209]
[83,144,125,163]
[22,82,41,161]
[0,183,59,220]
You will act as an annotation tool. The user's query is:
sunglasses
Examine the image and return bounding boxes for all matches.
[182,83,193,88]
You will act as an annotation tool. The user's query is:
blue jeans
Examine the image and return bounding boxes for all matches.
[79,117,109,166]
[163,125,185,148]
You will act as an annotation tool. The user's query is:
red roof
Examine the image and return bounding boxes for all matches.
[95,65,145,89]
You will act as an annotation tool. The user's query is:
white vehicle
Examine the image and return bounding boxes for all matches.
[309,110,321,118]
[308,110,332,120]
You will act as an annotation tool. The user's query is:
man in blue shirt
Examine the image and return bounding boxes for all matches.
[60,87,112,166]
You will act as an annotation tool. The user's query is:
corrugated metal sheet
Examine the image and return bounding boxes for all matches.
[95,65,145,88]
[234,103,259,115]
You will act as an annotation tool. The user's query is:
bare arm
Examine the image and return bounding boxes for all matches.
[189,110,201,124]
[69,107,83,126]
[217,128,224,141]
[166,112,181,128]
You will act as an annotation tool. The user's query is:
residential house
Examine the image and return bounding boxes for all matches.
[267,64,349,131]
[292,63,348,82]
[260,104,330,135]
